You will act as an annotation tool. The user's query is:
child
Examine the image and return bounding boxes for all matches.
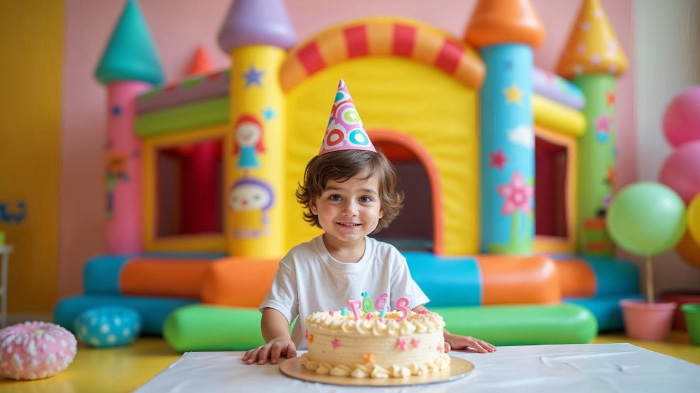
[242,80,496,365]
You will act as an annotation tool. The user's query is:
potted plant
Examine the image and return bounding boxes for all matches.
[607,182,686,341]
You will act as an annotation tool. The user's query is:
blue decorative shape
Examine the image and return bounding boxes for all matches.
[262,106,276,121]
[0,201,26,223]
[243,65,264,88]
[74,306,141,347]
[94,0,164,85]
[504,59,513,70]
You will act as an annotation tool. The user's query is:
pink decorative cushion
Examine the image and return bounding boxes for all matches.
[0,321,77,380]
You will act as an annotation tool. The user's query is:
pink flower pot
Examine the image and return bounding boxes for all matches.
[620,299,677,341]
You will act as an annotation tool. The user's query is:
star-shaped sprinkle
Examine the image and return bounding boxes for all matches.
[329,310,334,317]
[503,82,523,105]
[411,338,420,348]
[332,339,341,349]
[396,338,407,351]
[308,334,314,344]
[363,353,374,364]
[243,65,264,88]
[365,313,373,320]
[489,149,508,171]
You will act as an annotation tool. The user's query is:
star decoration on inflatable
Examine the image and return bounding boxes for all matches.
[497,171,533,216]
[503,82,523,105]
[262,106,276,121]
[606,91,615,106]
[243,64,264,88]
[595,113,611,133]
[489,149,508,171]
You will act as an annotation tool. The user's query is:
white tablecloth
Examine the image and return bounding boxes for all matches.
[135,343,700,393]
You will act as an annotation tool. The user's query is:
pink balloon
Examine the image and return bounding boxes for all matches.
[663,86,700,147]
[658,141,700,204]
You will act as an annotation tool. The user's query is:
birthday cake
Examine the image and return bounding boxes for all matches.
[300,309,450,379]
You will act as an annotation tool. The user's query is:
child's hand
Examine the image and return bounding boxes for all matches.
[242,338,297,365]
[445,333,497,354]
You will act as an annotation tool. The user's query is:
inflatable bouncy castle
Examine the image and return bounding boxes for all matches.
[55,0,643,350]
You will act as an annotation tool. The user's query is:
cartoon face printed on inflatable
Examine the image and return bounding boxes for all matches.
[234,115,264,150]
[229,178,274,212]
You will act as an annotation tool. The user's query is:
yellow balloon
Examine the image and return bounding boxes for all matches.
[689,194,700,245]
[676,230,700,269]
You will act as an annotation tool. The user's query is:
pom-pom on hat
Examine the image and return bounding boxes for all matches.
[318,79,376,156]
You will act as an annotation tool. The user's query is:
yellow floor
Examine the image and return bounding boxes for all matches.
[1,332,698,393]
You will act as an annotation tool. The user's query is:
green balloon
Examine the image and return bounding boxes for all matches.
[607,182,687,256]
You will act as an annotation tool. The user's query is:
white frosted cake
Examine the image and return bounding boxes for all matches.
[300,310,450,379]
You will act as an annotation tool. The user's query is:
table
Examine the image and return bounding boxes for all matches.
[0,245,13,328]
[135,343,700,393]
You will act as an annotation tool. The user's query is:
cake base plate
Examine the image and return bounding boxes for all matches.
[279,356,474,387]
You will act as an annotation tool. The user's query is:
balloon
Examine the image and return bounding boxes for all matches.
[663,86,700,147]
[688,194,700,245]
[676,231,700,269]
[658,141,700,204]
[607,182,686,256]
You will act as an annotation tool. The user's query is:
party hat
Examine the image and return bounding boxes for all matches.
[318,79,376,156]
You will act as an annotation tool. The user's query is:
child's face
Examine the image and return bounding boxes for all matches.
[310,171,383,249]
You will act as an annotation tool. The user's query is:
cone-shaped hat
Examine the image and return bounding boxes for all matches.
[318,79,376,156]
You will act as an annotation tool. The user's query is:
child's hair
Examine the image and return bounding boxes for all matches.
[296,149,403,233]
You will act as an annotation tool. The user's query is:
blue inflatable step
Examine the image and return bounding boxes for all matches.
[54,294,198,335]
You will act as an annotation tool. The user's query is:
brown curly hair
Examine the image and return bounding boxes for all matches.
[296,149,403,233]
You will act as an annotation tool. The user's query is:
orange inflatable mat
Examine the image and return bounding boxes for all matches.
[120,258,212,299]
[553,259,596,297]
[477,255,561,305]
[201,257,279,308]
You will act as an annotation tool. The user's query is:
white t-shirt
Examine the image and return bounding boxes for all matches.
[260,235,429,350]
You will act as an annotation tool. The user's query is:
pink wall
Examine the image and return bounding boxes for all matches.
[60,0,637,298]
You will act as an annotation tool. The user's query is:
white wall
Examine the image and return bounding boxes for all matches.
[633,0,700,295]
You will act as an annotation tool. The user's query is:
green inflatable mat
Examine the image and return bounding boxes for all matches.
[164,303,597,352]
[164,305,266,352]
[433,304,598,345]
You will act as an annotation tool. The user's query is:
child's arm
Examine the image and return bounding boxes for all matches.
[412,305,496,354]
[242,308,297,365]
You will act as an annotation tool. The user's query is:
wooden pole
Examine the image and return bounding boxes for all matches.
[646,256,655,304]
